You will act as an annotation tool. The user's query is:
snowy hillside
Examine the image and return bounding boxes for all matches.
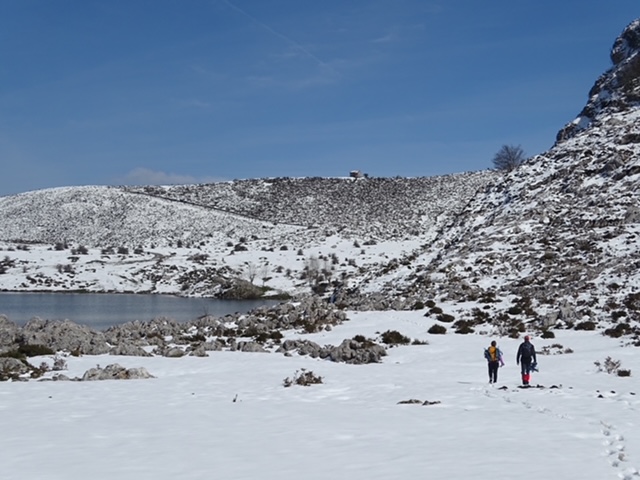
[0,173,494,297]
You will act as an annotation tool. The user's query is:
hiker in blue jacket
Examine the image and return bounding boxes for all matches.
[484,340,504,384]
[516,335,537,386]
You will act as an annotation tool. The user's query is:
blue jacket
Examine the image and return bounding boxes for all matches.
[484,346,503,363]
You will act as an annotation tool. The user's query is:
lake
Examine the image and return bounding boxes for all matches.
[0,292,281,330]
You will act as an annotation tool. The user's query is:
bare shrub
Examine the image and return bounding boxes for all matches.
[594,356,623,374]
[52,355,68,371]
[283,369,323,387]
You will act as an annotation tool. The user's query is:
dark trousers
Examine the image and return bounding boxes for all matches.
[488,361,499,383]
[520,358,533,385]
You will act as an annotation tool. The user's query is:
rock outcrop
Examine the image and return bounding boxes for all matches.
[374,18,640,338]
[557,19,640,142]
[81,363,155,381]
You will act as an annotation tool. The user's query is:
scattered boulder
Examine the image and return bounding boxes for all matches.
[0,315,20,351]
[187,343,208,357]
[0,357,30,380]
[109,344,152,357]
[276,339,323,358]
[21,318,110,355]
[233,341,267,353]
[162,347,185,358]
[81,363,154,381]
[327,338,387,364]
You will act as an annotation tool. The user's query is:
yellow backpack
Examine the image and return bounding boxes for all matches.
[486,346,498,361]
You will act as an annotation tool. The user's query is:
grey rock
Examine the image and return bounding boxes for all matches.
[21,318,110,355]
[163,347,185,358]
[0,315,20,351]
[234,341,267,353]
[188,344,208,357]
[109,344,152,357]
[82,363,154,381]
[0,357,30,377]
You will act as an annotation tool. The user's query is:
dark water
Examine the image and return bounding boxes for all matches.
[0,292,280,330]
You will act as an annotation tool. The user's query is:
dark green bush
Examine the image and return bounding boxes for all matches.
[471,308,490,323]
[254,331,283,343]
[479,292,497,303]
[455,325,474,334]
[428,324,446,335]
[603,323,631,338]
[0,350,26,361]
[452,319,474,334]
[611,310,627,321]
[18,344,55,357]
[380,330,411,345]
[436,313,455,323]
[541,330,555,339]
[574,321,596,331]
[623,292,640,311]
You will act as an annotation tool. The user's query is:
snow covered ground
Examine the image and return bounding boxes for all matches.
[0,233,424,298]
[1,310,638,480]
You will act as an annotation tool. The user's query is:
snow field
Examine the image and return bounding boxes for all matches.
[0,311,638,479]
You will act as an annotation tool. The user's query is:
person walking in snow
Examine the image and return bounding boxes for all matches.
[484,340,504,384]
[516,335,537,386]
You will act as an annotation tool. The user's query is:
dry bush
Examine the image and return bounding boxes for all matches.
[283,369,323,387]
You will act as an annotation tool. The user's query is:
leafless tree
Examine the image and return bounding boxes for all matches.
[493,144,526,171]
[260,263,271,287]
[244,261,257,284]
[304,255,320,286]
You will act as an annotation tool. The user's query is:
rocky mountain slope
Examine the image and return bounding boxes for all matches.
[369,19,640,338]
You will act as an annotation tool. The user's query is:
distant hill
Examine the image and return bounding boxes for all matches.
[0,173,495,247]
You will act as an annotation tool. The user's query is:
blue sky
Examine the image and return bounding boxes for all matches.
[1,1,638,196]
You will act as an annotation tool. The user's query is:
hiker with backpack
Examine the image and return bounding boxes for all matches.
[484,340,504,384]
[516,335,537,386]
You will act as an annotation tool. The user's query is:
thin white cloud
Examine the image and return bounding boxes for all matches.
[176,99,212,109]
[221,0,337,74]
[246,72,338,90]
[371,33,396,44]
[119,168,224,186]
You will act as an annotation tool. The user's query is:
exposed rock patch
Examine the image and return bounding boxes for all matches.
[81,363,155,381]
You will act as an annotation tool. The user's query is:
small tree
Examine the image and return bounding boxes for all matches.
[260,263,271,287]
[244,261,257,285]
[493,144,526,171]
